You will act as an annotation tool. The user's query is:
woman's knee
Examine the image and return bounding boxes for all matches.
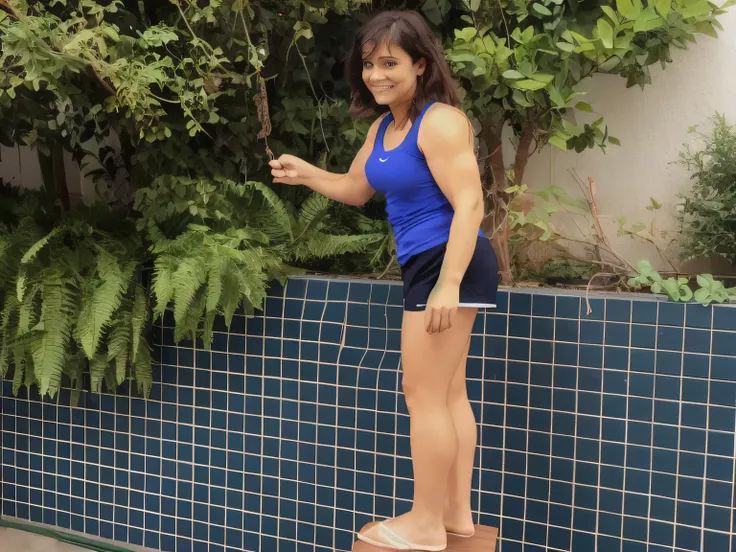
[401,374,443,411]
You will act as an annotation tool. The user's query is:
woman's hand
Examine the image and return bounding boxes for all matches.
[424,281,460,334]
[269,154,307,185]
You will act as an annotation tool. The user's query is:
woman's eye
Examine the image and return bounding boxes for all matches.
[362,61,372,69]
[386,61,396,67]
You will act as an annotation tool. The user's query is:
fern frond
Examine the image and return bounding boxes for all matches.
[297,232,384,260]
[0,293,19,377]
[202,310,216,350]
[206,256,224,314]
[219,259,241,327]
[296,193,331,236]
[75,253,133,358]
[11,357,24,396]
[31,271,74,398]
[89,353,107,393]
[251,181,293,239]
[23,352,36,388]
[107,310,131,385]
[63,352,84,392]
[20,227,62,265]
[171,256,207,325]
[130,283,148,364]
[134,338,152,398]
[174,286,206,343]
[17,281,41,335]
[152,258,175,319]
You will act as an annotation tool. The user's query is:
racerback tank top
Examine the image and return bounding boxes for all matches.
[364,101,485,265]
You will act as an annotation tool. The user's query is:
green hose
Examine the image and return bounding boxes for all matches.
[0,518,137,552]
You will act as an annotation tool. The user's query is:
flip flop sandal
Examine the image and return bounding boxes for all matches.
[446,530,475,538]
[357,520,447,551]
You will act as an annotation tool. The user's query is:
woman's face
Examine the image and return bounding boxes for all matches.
[361,40,425,106]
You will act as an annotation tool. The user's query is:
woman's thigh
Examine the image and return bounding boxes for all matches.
[400,307,478,399]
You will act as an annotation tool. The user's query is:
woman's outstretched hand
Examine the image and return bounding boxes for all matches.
[424,281,460,334]
[269,154,305,185]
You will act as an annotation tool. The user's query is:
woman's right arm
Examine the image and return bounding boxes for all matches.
[269,115,385,207]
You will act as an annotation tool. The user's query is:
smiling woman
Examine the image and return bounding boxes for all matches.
[268,10,500,551]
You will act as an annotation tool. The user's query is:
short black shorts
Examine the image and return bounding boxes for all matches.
[400,236,499,312]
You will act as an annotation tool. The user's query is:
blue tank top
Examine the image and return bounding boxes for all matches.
[364,101,485,265]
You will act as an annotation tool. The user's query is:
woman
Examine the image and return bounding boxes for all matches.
[269,10,499,551]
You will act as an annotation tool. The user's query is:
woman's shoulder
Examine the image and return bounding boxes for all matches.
[423,101,469,126]
[419,102,472,144]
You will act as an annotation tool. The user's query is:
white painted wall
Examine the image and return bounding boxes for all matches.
[522,9,736,275]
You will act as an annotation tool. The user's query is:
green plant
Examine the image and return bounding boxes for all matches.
[677,113,736,263]
[442,0,733,282]
[628,259,736,304]
[0,189,150,399]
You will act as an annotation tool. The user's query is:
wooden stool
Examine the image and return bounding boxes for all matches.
[352,525,498,551]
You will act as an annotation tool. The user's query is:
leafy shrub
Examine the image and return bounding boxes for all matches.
[678,113,736,264]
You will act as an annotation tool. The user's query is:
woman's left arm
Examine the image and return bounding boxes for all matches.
[419,105,485,334]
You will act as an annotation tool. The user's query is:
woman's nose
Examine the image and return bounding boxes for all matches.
[369,68,385,82]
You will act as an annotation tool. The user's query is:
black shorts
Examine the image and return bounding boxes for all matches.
[400,236,499,312]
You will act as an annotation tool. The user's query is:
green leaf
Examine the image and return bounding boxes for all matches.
[422,0,451,25]
[679,0,711,18]
[634,9,664,32]
[532,3,553,16]
[556,41,576,52]
[503,70,526,80]
[655,0,671,17]
[549,87,566,107]
[576,101,594,112]
[617,0,639,19]
[608,136,622,146]
[548,135,568,150]
[601,6,620,24]
[513,79,549,91]
[597,18,615,49]
[531,73,555,84]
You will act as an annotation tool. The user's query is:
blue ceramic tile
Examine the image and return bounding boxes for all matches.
[655,351,682,376]
[581,299,604,321]
[532,294,555,317]
[580,321,603,344]
[579,345,602,368]
[606,300,632,323]
[555,319,578,343]
[556,296,581,319]
[713,306,736,330]
[485,313,507,336]
[508,315,531,337]
[658,326,683,351]
[510,293,532,315]
[633,301,658,324]
[703,530,730,551]
[603,346,628,371]
[710,380,736,407]
[658,302,685,327]
[630,324,656,349]
[713,330,736,356]
[554,343,578,366]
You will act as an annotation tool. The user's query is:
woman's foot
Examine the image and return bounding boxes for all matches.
[443,503,475,537]
[357,512,447,550]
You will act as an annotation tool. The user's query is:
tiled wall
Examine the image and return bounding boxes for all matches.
[2,277,736,552]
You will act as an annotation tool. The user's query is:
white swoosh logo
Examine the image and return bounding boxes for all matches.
[379,157,389,162]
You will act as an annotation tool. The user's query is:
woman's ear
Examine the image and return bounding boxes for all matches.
[416,58,427,77]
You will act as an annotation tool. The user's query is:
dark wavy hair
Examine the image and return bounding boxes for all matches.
[346,10,460,121]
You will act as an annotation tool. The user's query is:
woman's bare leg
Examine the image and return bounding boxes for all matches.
[443,340,476,536]
[359,307,478,549]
